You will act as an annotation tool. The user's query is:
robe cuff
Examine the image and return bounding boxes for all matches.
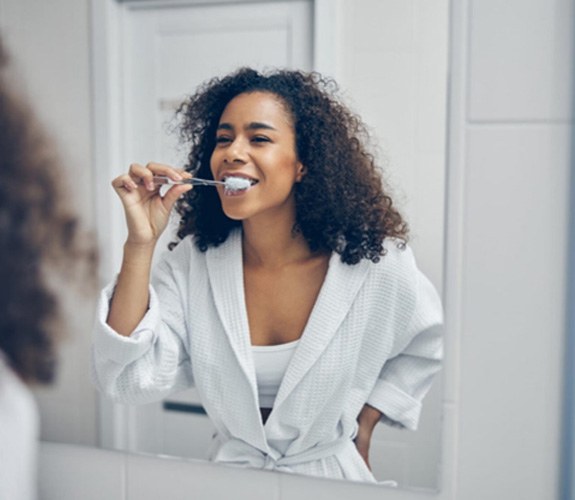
[92,280,160,365]
[366,380,421,431]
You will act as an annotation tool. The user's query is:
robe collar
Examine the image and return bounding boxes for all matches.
[205,230,370,421]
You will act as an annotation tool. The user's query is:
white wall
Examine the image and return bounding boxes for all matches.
[338,0,448,289]
[4,0,575,499]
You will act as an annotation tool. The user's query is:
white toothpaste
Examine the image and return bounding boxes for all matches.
[224,177,252,191]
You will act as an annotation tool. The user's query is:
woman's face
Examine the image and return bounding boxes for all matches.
[210,91,304,222]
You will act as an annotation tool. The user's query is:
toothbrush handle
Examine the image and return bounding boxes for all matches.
[152,175,224,187]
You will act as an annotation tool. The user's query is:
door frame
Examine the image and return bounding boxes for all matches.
[90,0,341,451]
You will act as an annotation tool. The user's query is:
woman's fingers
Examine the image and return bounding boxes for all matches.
[143,162,191,183]
[126,162,192,190]
[128,163,157,191]
[110,162,193,245]
[111,173,139,193]
[113,162,189,190]
[112,162,192,206]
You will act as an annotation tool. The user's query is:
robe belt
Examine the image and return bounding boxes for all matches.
[213,436,351,472]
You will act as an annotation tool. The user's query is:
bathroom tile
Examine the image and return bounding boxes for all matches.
[455,126,568,500]
[463,125,570,345]
[468,0,574,121]
[38,442,125,500]
[126,452,280,500]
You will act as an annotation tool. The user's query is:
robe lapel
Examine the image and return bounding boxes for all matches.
[205,231,261,417]
[272,254,370,410]
[206,231,370,440]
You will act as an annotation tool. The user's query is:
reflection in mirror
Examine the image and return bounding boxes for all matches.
[91,0,449,490]
[4,0,448,493]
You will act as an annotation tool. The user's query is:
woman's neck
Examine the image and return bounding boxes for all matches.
[241,214,313,269]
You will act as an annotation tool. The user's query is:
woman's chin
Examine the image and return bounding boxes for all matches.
[221,207,250,221]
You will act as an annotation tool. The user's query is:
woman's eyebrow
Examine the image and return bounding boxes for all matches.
[216,122,278,131]
[246,122,277,131]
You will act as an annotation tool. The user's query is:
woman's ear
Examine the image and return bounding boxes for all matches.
[296,163,307,182]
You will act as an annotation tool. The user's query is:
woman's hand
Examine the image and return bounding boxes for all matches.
[355,404,382,470]
[111,162,193,246]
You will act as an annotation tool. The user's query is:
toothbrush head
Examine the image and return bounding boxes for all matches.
[223,177,252,192]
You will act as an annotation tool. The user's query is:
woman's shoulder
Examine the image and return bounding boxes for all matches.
[362,239,442,324]
[375,237,417,272]
[364,238,421,292]
[369,238,442,314]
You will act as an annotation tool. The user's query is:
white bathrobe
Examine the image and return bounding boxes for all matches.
[92,230,443,482]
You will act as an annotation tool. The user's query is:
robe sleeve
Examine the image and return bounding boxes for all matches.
[366,268,443,430]
[91,254,194,405]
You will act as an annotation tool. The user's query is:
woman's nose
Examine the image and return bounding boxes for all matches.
[223,138,247,164]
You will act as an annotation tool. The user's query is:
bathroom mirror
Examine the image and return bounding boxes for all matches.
[90,0,448,491]
[15,0,448,493]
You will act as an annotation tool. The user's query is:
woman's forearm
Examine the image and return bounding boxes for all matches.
[355,404,383,470]
[358,403,382,431]
[106,242,156,337]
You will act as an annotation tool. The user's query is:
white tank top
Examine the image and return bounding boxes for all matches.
[252,339,299,408]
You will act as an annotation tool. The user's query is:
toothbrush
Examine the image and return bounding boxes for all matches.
[152,175,251,191]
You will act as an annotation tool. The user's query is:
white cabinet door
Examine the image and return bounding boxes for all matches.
[123,0,313,169]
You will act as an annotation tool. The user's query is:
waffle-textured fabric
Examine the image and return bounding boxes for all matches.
[92,230,443,483]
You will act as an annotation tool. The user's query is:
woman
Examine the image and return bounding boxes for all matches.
[92,68,443,483]
[0,39,95,499]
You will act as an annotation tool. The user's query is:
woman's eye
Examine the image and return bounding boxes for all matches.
[252,136,271,143]
[215,136,231,144]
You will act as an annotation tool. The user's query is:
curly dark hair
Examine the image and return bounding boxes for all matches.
[173,67,408,264]
[0,39,96,384]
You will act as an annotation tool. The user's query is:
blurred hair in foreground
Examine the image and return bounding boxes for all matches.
[0,37,97,385]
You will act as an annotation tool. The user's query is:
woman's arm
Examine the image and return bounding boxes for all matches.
[106,162,192,336]
[107,241,155,336]
[92,243,196,404]
[355,403,382,470]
